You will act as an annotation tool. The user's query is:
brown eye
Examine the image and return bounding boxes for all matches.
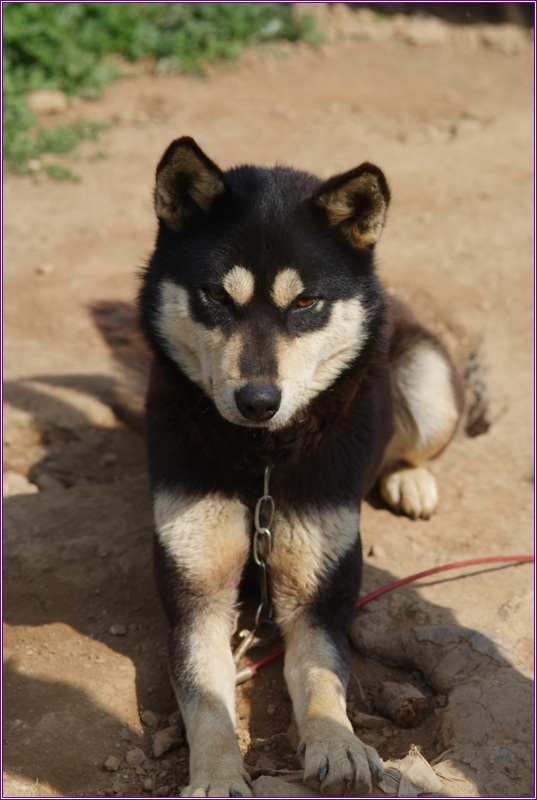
[206,286,229,305]
[294,296,317,310]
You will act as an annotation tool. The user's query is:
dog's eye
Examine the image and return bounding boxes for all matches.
[293,295,317,311]
[205,286,230,306]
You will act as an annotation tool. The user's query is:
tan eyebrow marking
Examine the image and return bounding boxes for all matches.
[222,266,255,306]
[271,268,304,309]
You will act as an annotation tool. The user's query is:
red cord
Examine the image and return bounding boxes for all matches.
[355,554,534,609]
[245,554,534,677]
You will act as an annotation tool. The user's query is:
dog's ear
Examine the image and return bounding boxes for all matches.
[154,136,226,231]
[314,163,390,248]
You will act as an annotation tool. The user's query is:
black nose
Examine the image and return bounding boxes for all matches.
[235,383,282,423]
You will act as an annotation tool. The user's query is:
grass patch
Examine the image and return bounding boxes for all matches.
[3,3,320,178]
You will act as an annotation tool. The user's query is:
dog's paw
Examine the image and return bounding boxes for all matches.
[380,466,438,520]
[181,763,253,797]
[299,730,383,796]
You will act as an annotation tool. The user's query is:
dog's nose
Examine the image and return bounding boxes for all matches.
[235,383,281,423]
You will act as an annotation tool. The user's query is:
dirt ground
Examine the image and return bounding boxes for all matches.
[3,7,535,798]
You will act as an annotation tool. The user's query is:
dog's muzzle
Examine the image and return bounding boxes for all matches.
[235,382,282,423]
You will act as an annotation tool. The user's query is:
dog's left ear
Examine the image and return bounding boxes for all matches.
[154,136,226,231]
[314,163,390,248]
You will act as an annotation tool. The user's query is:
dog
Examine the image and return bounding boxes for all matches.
[138,136,464,796]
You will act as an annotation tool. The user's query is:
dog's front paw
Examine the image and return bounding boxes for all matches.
[299,729,383,796]
[380,466,438,520]
[181,761,253,797]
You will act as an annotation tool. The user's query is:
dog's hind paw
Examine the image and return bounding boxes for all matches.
[299,730,383,796]
[380,466,438,520]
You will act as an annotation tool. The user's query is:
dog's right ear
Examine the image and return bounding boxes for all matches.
[154,137,226,231]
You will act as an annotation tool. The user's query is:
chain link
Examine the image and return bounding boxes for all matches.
[233,466,276,671]
[252,465,274,622]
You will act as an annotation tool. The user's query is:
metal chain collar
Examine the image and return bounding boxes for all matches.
[234,466,277,669]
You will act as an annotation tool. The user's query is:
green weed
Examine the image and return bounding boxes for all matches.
[3,3,320,178]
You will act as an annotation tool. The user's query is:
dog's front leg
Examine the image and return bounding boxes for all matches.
[154,492,252,797]
[270,507,384,796]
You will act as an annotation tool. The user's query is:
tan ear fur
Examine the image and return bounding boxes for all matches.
[315,163,390,248]
[155,136,225,231]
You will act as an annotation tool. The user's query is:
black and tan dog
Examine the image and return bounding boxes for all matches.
[138,137,463,796]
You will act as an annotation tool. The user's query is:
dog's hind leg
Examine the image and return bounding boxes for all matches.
[153,491,252,797]
[380,309,464,519]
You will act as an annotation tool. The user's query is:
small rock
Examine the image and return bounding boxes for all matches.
[143,778,154,791]
[110,778,128,795]
[119,726,131,741]
[152,725,182,758]
[108,624,127,637]
[266,703,277,717]
[103,755,121,772]
[126,748,146,767]
[141,710,160,728]
[155,786,171,797]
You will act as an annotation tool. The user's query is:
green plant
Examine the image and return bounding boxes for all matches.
[3,3,321,178]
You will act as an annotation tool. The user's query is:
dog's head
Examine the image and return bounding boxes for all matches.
[141,136,390,430]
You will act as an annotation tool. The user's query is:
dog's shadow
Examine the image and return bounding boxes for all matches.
[3,301,533,797]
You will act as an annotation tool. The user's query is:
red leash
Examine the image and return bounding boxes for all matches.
[236,554,534,683]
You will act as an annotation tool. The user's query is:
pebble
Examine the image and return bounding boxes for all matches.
[103,755,121,772]
[141,710,160,728]
[143,778,154,791]
[152,725,182,758]
[266,704,277,716]
[125,748,146,767]
[109,778,128,795]
[119,726,131,741]
[108,624,127,636]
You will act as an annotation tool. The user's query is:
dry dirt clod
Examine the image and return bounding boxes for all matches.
[141,709,161,728]
[151,726,183,758]
[108,624,127,636]
[125,747,147,767]
[103,755,122,772]
[374,681,429,728]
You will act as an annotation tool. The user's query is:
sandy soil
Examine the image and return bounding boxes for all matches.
[3,8,534,798]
